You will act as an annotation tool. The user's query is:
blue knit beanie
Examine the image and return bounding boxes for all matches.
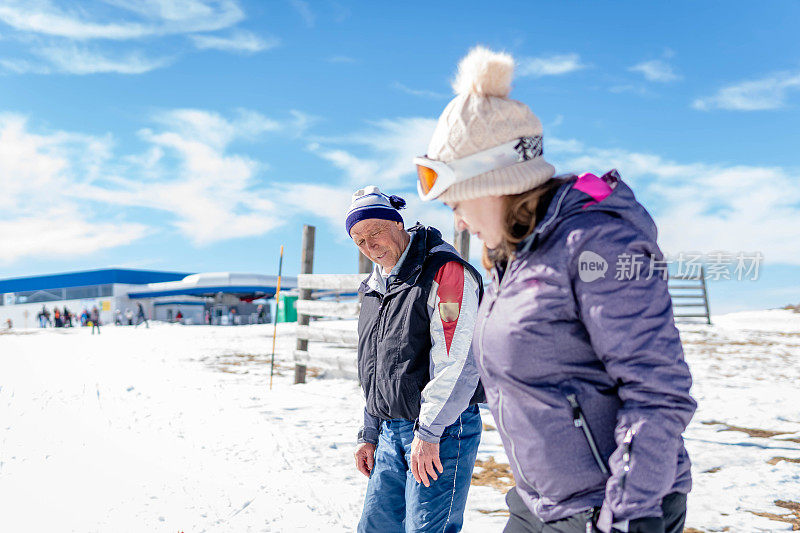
[345,185,406,236]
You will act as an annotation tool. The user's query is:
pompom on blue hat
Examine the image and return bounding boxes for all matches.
[345,185,406,236]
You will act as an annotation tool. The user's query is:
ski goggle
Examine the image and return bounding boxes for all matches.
[415,136,543,201]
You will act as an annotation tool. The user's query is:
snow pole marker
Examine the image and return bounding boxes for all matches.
[269,245,284,390]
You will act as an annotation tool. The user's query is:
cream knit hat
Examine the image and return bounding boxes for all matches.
[423,46,555,202]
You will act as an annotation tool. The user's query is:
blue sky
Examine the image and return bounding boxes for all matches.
[0,0,799,314]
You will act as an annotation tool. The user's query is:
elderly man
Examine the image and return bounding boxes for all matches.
[347,185,485,533]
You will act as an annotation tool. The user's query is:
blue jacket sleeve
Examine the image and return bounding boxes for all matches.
[569,215,696,530]
[358,407,380,445]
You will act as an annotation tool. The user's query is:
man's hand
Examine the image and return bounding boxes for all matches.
[410,436,443,487]
[354,442,376,477]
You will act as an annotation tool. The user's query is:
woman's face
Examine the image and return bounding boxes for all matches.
[446,196,506,249]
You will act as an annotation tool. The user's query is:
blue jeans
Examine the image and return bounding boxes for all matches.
[357,405,482,533]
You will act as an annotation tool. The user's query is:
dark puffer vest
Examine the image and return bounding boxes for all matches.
[357,224,485,421]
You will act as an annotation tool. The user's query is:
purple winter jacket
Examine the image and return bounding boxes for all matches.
[474,170,696,531]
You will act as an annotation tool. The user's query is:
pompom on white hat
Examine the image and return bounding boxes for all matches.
[423,46,556,202]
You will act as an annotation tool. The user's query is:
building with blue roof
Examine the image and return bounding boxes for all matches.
[0,269,296,328]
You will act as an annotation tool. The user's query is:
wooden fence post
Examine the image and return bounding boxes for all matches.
[359,252,372,274]
[295,224,315,384]
[454,221,470,261]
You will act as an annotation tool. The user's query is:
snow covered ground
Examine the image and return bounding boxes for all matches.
[1,310,799,532]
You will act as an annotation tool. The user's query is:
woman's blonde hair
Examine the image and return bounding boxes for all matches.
[482,178,564,270]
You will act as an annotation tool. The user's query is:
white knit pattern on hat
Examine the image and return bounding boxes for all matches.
[425,46,555,202]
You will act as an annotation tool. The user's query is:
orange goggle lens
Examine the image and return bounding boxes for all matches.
[416,165,439,194]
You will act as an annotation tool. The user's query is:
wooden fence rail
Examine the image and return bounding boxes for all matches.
[294,259,364,380]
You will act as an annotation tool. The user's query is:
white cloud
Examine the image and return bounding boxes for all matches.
[289,0,315,27]
[38,44,172,74]
[391,82,448,99]
[0,213,147,263]
[0,0,244,40]
[693,71,800,111]
[152,108,281,149]
[518,53,585,77]
[547,138,800,265]
[0,1,271,75]
[81,109,287,245]
[287,110,318,137]
[0,107,314,264]
[0,57,51,74]
[629,59,681,82]
[309,117,437,189]
[190,30,279,53]
[276,183,354,236]
[0,114,148,264]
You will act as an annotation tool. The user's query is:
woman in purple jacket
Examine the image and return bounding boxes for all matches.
[416,47,696,533]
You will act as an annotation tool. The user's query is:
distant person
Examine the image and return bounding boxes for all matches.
[63,307,73,327]
[257,304,266,324]
[90,307,101,335]
[125,308,134,326]
[114,309,122,326]
[40,306,52,328]
[204,309,211,325]
[54,308,62,328]
[175,310,183,323]
[4,318,12,330]
[135,302,149,328]
[80,309,90,326]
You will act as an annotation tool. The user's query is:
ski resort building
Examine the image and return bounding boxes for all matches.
[0,269,296,328]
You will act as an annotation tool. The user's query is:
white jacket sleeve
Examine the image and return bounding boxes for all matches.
[415,261,481,443]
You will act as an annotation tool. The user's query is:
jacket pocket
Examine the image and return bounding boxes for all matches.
[494,383,613,502]
[565,393,609,475]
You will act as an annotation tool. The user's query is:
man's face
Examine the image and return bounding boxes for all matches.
[349,219,409,271]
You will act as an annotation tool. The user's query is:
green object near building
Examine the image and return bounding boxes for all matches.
[276,295,298,323]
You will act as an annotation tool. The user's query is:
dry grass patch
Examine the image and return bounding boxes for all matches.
[472,457,515,493]
[476,508,510,517]
[702,420,791,438]
[702,466,722,473]
[768,457,800,465]
[207,353,320,377]
[748,500,800,530]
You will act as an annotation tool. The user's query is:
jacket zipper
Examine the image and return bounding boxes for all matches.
[496,389,537,491]
[371,293,384,407]
[565,393,609,475]
[620,427,635,491]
